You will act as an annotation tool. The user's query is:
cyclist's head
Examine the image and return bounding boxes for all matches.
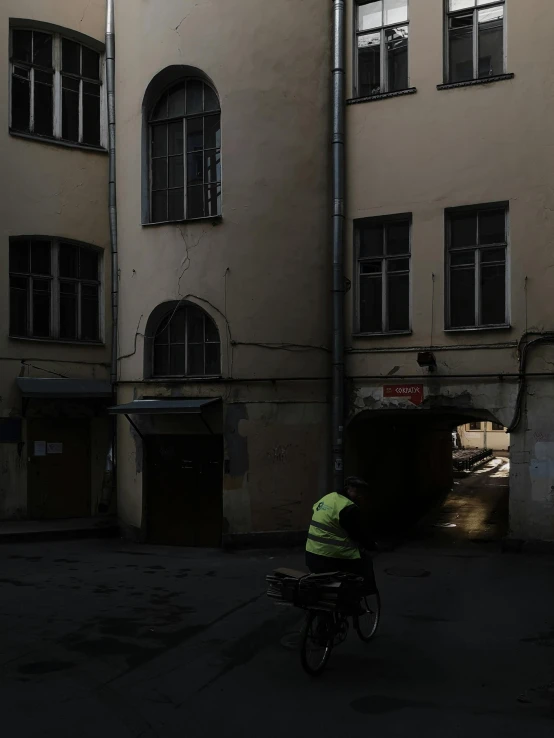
[343,476,369,503]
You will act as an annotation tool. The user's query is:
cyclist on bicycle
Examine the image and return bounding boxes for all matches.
[305,476,377,594]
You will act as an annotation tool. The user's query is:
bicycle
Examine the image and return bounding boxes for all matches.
[267,568,381,676]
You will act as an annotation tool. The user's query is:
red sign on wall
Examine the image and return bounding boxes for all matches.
[383,384,424,406]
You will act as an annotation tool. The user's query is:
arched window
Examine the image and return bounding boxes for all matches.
[151,303,221,377]
[149,79,221,223]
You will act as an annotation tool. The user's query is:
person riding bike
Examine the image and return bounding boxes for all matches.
[305,476,377,595]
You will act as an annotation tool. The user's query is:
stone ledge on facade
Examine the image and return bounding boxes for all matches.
[437,73,515,91]
[346,87,417,105]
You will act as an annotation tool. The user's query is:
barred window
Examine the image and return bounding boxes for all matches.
[149,80,221,223]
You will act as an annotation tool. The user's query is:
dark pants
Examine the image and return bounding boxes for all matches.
[305,550,377,595]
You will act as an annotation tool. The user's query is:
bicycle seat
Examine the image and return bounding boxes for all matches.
[273,567,308,579]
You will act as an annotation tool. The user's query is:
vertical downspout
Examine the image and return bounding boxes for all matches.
[331,0,346,491]
[101,0,118,512]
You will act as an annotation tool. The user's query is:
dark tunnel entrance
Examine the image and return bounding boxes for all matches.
[345,408,510,546]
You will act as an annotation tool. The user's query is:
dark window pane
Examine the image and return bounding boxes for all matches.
[478,7,504,78]
[13,66,29,78]
[33,32,52,68]
[168,85,185,117]
[388,258,409,273]
[205,343,220,375]
[387,273,409,331]
[188,344,205,375]
[170,344,186,375]
[152,191,168,222]
[450,267,475,327]
[33,281,51,337]
[168,121,184,155]
[10,241,30,273]
[31,241,51,275]
[168,155,184,188]
[449,13,474,82]
[35,70,52,84]
[82,46,100,80]
[60,287,77,339]
[154,344,170,376]
[451,250,475,266]
[359,276,382,332]
[171,309,187,343]
[151,92,168,121]
[187,117,203,152]
[204,85,219,112]
[205,317,219,343]
[492,422,503,431]
[168,188,185,220]
[205,184,221,217]
[204,151,221,183]
[359,223,384,257]
[188,310,205,343]
[152,158,168,190]
[10,279,28,336]
[81,285,99,340]
[11,76,30,132]
[152,125,167,157]
[386,221,410,255]
[62,39,81,74]
[187,186,204,219]
[360,261,382,275]
[59,244,78,277]
[63,76,80,92]
[80,248,99,280]
[187,153,203,185]
[34,78,53,136]
[469,421,481,431]
[83,87,101,146]
[186,80,203,114]
[62,84,80,142]
[358,33,381,96]
[12,30,32,63]
[450,212,477,248]
[481,247,506,264]
[479,209,505,244]
[480,264,505,325]
[204,115,221,149]
[155,315,170,343]
[386,26,408,92]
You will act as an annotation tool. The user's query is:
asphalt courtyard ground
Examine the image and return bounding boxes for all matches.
[0,459,553,737]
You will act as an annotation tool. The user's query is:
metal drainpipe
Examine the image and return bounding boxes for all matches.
[331,0,346,491]
[101,0,118,513]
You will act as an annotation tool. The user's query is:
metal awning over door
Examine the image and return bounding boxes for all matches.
[108,398,221,436]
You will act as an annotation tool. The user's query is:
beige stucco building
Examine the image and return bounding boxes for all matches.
[0,0,112,521]
[2,0,554,547]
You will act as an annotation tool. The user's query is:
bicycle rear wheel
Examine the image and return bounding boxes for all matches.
[354,591,381,642]
[300,611,334,676]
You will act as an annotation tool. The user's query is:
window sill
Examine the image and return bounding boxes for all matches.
[353,331,412,338]
[437,74,514,91]
[444,325,511,333]
[142,215,223,228]
[144,376,223,382]
[9,129,108,154]
[9,335,105,347]
[347,87,417,106]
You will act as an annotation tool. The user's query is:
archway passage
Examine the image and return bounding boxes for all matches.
[345,408,510,546]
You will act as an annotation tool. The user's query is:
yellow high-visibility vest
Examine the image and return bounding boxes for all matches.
[305,492,361,560]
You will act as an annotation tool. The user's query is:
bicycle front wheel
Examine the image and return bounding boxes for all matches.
[300,611,334,676]
[354,591,381,642]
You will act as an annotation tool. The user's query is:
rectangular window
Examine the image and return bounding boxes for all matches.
[491,422,504,431]
[9,238,101,342]
[356,215,411,334]
[355,0,409,97]
[446,0,505,83]
[468,421,482,430]
[10,28,103,147]
[447,205,508,329]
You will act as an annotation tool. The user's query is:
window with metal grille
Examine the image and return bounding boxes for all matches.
[149,80,221,223]
[9,238,101,342]
[152,305,221,377]
[355,1,409,98]
[447,205,508,329]
[445,0,505,83]
[355,215,411,334]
